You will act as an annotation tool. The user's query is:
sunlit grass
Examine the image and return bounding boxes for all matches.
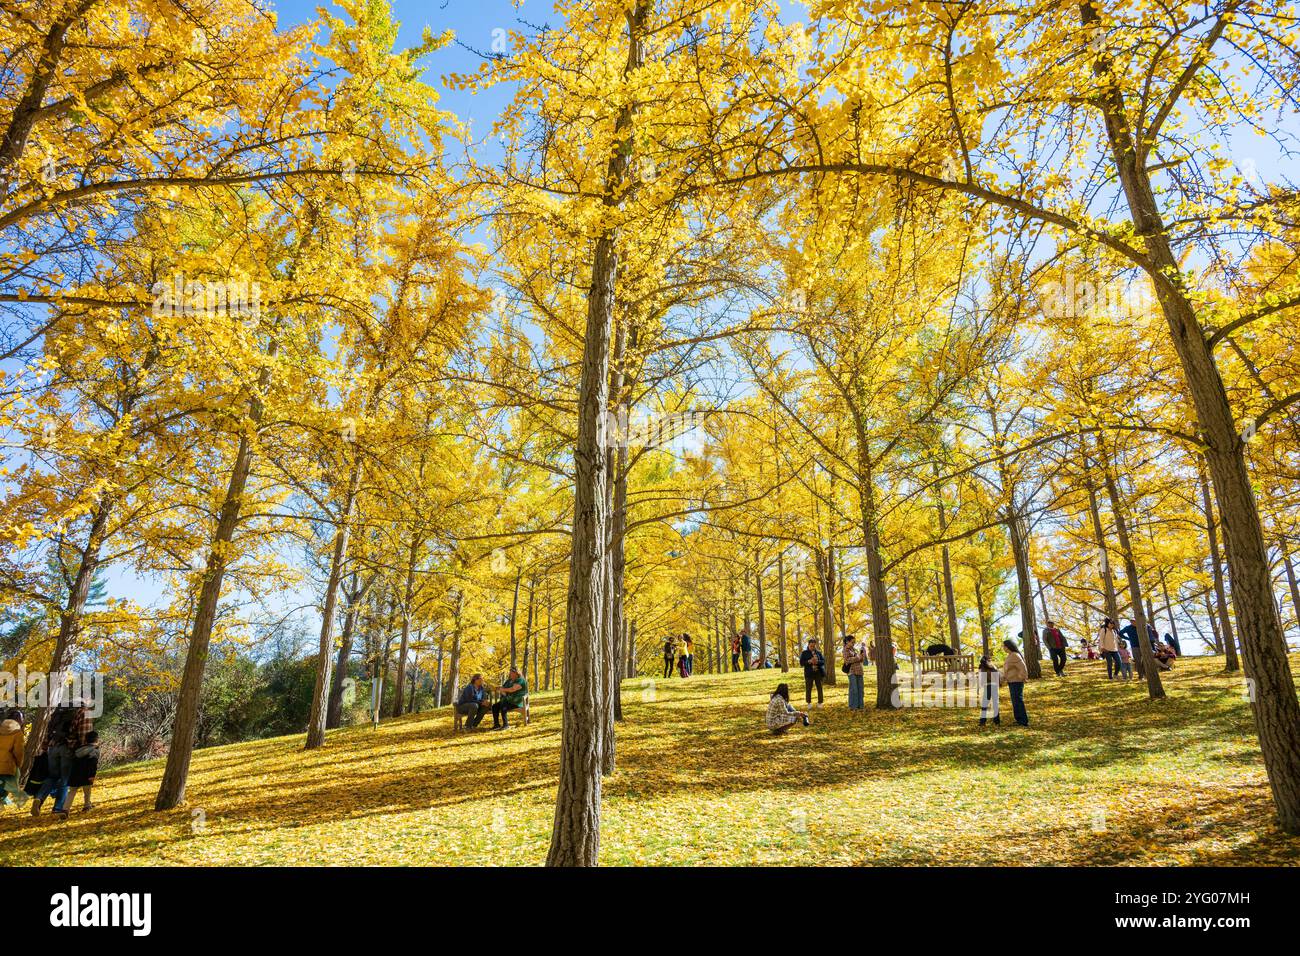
[4,654,1298,865]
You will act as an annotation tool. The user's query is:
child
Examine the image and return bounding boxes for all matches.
[69,730,100,812]
[765,683,810,734]
[977,655,1001,726]
[1118,642,1133,680]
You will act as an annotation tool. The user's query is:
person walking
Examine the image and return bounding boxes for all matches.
[1115,641,1132,680]
[68,730,100,812]
[999,640,1029,727]
[977,655,1001,726]
[1099,617,1122,680]
[841,635,865,710]
[799,638,826,708]
[32,700,91,818]
[1042,620,1068,677]
[662,636,677,680]
[0,710,27,809]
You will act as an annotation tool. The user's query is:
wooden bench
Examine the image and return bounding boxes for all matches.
[919,653,975,675]
[451,692,530,732]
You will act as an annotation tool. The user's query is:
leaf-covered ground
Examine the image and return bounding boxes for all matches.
[5,654,1300,865]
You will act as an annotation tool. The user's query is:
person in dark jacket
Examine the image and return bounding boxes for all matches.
[739,628,753,671]
[662,637,677,679]
[455,675,489,729]
[32,700,91,817]
[68,730,99,812]
[1042,620,1068,677]
[799,639,826,707]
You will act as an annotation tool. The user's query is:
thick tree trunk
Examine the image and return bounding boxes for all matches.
[548,2,648,864]
[1085,0,1300,829]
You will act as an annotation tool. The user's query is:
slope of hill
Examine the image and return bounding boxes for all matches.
[4,655,1299,865]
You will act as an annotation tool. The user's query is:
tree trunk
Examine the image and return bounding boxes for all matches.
[155,350,272,810]
[1200,466,1239,671]
[1005,507,1042,681]
[822,548,837,685]
[306,454,362,746]
[326,571,362,729]
[547,2,648,866]
[936,483,961,654]
[390,532,421,719]
[509,568,522,671]
[777,551,789,672]
[756,559,767,665]
[1102,464,1164,700]
[1084,467,1121,625]
[1085,0,1300,829]
[22,493,114,778]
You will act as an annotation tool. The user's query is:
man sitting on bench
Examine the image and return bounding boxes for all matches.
[491,667,528,730]
[456,674,489,729]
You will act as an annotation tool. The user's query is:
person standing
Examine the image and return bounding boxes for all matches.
[799,638,825,708]
[1042,620,1068,677]
[841,635,865,710]
[999,640,1029,727]
[730,633,741,671]
[662,636,677,680]
[682,634,694,676]
[0,710,26,809]
[739,628,753,671]
[1099,617,1122,680]
[977,655,1001,726]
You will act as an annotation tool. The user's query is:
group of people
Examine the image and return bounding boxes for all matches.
[0,702,100,819]
[453,668,529,731]
[1092,618,1181,680]
[764,635,1034,732]
[662,634,695,678]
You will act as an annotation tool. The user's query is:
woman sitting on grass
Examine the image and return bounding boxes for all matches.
[765,683,810,734]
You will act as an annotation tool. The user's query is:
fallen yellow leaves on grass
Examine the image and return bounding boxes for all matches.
[3,655,1299,866]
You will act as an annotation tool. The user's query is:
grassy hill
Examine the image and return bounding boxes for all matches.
[5,654,1300,865]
